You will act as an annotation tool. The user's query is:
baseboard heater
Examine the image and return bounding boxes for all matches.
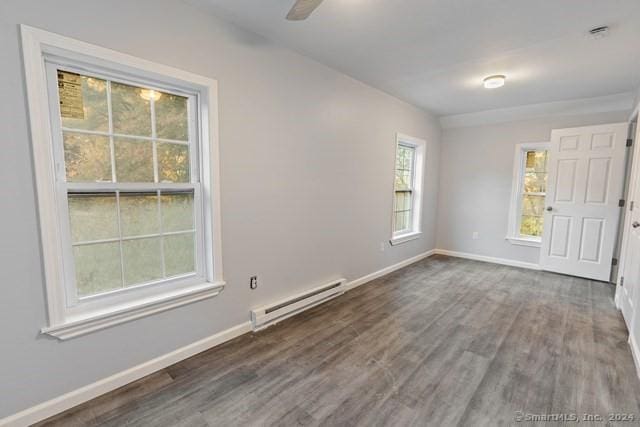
[250,278,347,331]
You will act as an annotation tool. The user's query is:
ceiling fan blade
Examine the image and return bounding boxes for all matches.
[286,0,324,20]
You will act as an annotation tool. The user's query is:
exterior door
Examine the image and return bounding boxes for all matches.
[540,123,628,281]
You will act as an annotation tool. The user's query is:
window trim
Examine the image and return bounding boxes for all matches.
[506,141,550,248]
[21,25,224,339]
[46,62,206,309]
[390,133,425,246]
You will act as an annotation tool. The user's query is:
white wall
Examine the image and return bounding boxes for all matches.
[0,0,441,418]
[436,111,630,265]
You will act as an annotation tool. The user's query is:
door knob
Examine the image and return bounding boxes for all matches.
[546,206,553,212]
[633,221,640,229]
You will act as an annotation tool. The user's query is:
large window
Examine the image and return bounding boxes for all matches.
[22,26,223,339]
[507,142,550,246]
[55,69,200,298]
[390,134,425,245]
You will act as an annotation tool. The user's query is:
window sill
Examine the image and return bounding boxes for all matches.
[390,231,422,246]
[506,236,542,248]
[41,281,225,340]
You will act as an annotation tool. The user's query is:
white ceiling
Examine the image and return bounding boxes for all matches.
[190,0,640,116]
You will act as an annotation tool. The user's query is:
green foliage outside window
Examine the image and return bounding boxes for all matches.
[520,150,548,237]
[58,71,196,298]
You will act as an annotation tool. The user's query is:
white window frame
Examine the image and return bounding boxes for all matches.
[506,141,550,248]
[21,26,224,339]
[390,133,425,246]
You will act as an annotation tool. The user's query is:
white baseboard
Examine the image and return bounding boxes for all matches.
[1,249,440,426]
[0,322,252,427]
[433,249,541,271]
[629,334,640,381]
[0,247,541,426]
[346,249,436,291]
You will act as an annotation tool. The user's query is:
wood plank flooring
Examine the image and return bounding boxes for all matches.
[37,255,640,426]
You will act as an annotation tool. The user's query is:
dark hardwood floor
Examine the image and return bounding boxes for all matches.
[38,255,640,426]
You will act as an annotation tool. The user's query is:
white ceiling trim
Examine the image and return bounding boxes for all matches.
[440,92,636,129]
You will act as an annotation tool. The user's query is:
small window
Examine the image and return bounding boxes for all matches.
[507,142,550,246]
[394,144,416,233]
[22,27,223,339]
[390,134,425,245]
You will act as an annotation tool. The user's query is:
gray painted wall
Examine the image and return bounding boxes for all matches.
[436,111,630,265]
[0,0,441,417]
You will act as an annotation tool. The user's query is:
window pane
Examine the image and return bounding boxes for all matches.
[158,143,190,183]
[156,92,189,141]
[525,151,548,173]
[161,192,194,232]
[114,138,154,182]
[397,146,414,167]
[404,210,412,230]
[164,233,195,277]
[74,242,122,297]
[395,191,412,212]
[520,215,544,237]
[63,132,112,182]
[395,170,412,190]
[58,72,109,132]
[111,82,152,137]
[394,211,404,232]
[396,154,404,170]
[122,237,163,286]
[68,193,119,242]
[522,194,545,217]
[119,193,160,237]
[403,149,414,170]
[394,210,410,232]
[524,172,547,193]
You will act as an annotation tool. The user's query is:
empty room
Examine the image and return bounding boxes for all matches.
[2,0,640,425]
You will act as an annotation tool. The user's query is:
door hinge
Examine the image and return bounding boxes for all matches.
[631,201,635,212]
[621,276,625,287]
[628,138,634,147]
[612,257,618,266]
[619,199,626,208]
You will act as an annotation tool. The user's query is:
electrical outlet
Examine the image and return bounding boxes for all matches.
[472,232,479,240]
[249,276,258,290]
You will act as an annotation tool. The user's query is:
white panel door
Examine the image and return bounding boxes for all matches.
[540,123,628,281]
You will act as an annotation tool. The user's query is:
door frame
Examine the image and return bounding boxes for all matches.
[616,112,640,318]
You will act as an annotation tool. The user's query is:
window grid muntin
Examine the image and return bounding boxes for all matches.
[47,62,203,304]
[393,143,416,234]
[60,128,191,145]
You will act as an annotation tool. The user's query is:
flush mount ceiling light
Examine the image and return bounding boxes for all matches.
[483,75,506,89]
